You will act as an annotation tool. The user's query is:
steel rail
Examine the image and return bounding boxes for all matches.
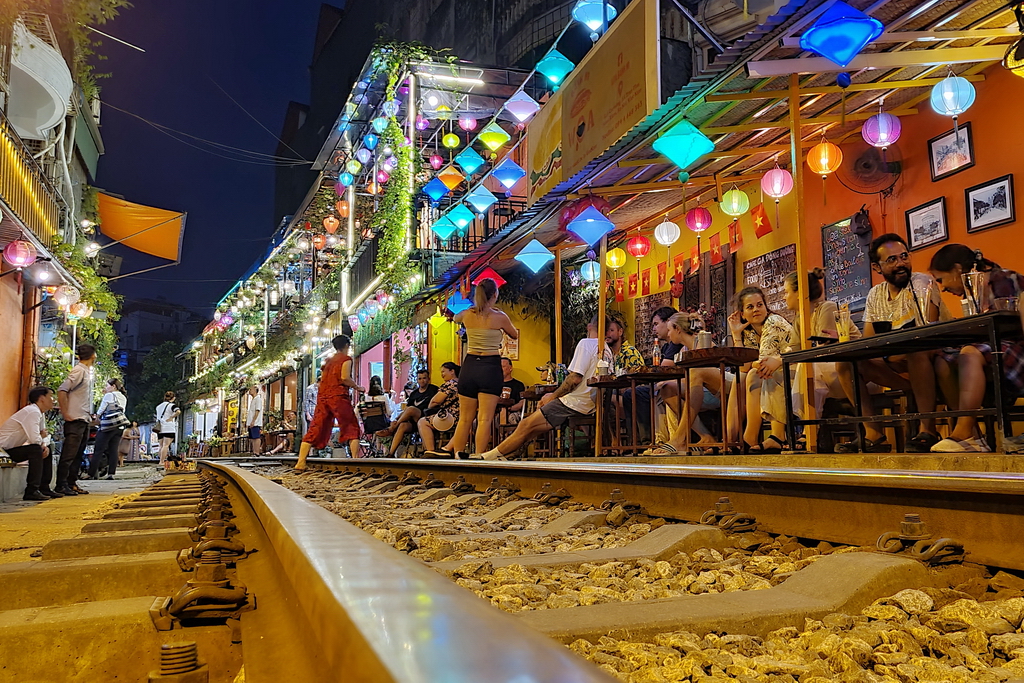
[251,457,1024,572]
[202,461,616,683]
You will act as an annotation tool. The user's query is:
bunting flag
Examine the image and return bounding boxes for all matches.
[689,244,700,273]
[615,277,625,302]
[729,220,743,249]
[628,272,639,298]
[657,261,668,288]
[673,253,687,281]
[709,232,724,265]
[641,268,651,296]
[752,203,773,238]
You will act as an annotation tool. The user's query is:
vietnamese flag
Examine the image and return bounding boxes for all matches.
[689,244,700,273]
[751,203,773,238]
[641,268,651,296]
[615,277,625,302]
[657,261,667,288]
[673,253,686,281]
[729,220,743,249]
[709,232,724,265]
[627,272,639,298]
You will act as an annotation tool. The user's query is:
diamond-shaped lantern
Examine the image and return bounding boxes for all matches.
[455,147,486,175]
[652,120,714,171]
[515,239,555,273]
[431,216,459,240]
[566,205,615,245]
[798,1,883,68]
[447,291,473,314]
[491,157,526,190]
[448,204,477,231]
[437,165,465,190]
[422,177,450,204]
[465,186,498,214]
[472,267,507,288]
[537,50,575,84]
[477,122,511,152]
[504,91,540,122]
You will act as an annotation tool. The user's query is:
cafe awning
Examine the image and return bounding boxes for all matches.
[97,192,186,262]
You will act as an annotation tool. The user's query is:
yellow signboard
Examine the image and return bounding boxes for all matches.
[560,0,660,181]
[527,88,563,205]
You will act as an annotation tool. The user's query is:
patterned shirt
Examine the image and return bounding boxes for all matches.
[864,272,950,330]
[435,379,460,420]
[741,313,794,360]
[303,383,318,423]
[613,340,646,375]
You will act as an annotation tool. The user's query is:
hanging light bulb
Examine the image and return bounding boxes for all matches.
[296,236,311,250]
[720,187,750,218]
[442,132,461,149]
[654,219,680,247]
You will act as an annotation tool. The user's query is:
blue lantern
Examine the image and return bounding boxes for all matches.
[448,204,476,231]
[930,72,976,119]
[536,50,575,85]
[515,239,555,273]
[465,186,498,214]
[338,172,354,187]
[372,117,389,133]
[580,260,601,283]
[382,100,400,117]
[357,306,370,325]
[363,133,379,150]
[356,148,372,164]
[491,157,526,190]
[431,216,459,240]
[455,147,486,175]
[798,1,883,68]
[422,177,450,204]
[447,291,473,314]
[572,0,618,32]
[566,205,615,245]
[652,120,714,171]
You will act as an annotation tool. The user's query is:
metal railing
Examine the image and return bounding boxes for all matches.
[0,112,67,248]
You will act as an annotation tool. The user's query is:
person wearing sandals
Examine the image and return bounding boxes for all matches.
[728,286,794,454]
[377,369,437,457]
[929,245,1024,453]
[418,362,460,453]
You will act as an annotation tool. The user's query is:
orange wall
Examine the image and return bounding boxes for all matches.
[0,275,26,418]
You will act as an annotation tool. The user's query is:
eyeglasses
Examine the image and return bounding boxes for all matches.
[881,251,911,266]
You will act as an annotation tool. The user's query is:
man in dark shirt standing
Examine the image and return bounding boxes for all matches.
[377,368,438,456]
[622,307,681,442]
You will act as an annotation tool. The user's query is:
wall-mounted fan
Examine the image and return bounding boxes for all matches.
[836,140,902,196]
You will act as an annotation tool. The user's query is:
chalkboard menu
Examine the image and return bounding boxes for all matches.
[742,244,797,322]
[821,216,872,312]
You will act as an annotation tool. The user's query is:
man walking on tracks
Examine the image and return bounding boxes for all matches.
[295,335,362,470]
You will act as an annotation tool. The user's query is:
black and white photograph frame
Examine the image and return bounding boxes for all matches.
[966,174,1015,233]
[927,122,975,182]
[905,197,948,251]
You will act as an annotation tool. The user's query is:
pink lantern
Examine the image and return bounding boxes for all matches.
[376,169,390,184]
[761,166,794,200]
[458,116,477,131]
[348,315,361,332]
[429,154,444,170]
[2,239,37,268]
[684,207,713,233]
[861,112,902,149]
[415,115,430,131]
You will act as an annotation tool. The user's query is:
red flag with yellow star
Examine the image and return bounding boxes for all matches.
[627,272,639,298]
[673,253,686,281]
[641,268,651,296]
[657,261,667,288]
[615,278,625,302]
[729,220,743,249]
[709,232,723,265]
[689,245,700,273]
[751,203,773,238]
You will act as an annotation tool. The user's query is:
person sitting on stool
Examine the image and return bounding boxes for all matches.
[0,387,60,500]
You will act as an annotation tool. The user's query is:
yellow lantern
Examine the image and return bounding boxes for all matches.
[442,133,461,149]
[807,138,843,177]
[606,247,626,269]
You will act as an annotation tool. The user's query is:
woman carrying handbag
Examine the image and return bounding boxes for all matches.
[90,379,129,480]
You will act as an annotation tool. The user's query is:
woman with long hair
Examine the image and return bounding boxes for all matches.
[432,280,517,458]
[90,378,127,480]
[155,391,180,469]
[418,362,461,453]
[121,421,141,462]
[929,244,1024,452]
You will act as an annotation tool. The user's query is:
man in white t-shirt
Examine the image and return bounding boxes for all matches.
[245,386,264,455]
[0,387,57,500]
[479,315,612,461]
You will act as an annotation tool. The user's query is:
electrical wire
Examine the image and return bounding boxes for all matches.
[208,77,308,161]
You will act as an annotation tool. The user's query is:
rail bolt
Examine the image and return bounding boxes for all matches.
[148,641,209,682]
[899,513,930,540]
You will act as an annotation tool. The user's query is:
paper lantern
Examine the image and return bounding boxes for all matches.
[861,112,902,149]
[572,0,618,32]
[685,207,713,233]
[514,239,555,273]
[1004,37,1024,79]
[447,291,473,314]
[442,133,461,149]
[312,234,327,250]
[458,116,477,131]
[366,181,381,195]
[415,115,430,131]
[720,187,750,217]
[356,148,372,164]
[807,139,843,177]
[338,172,354,187]
[930,72,976,120]
[334,180,346,196]
[605,248,626,269]
[348,315,361,332]
[365,298,379,318]
[54,285,80,307]
[477,122,511,152]
[431,216,459,240]
[580,260,601,282]
[472,266,507,288]
[537,49,575,84]
[455,147,486,175]
[357,307,370,325]
[566,205,615,245]
[371,117,389,133]
[448,204,476,230]
[382,100,400,117]
[761,166,794,200]
[69,301,93,319]
[465,186,498,214]
[654,220,680,247]
[363,133,379,150]
[422,177,450,203]
[437,165,465,190]
[504,91,540,122]
[346,159,362,175]
[376,169,390,184]
[382,155,398,171]
[429,154,445,170]
[798,1,883,68]
[335,201,350,218]
[652,120,714,171]
[323,215,340,233]
[3,239,36,268]
[626,235,651,260]
[491,157,526,189]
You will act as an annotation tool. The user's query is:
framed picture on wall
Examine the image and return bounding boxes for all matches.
[928,122,974,181]
[966,174,1015,233]
[905,197,948,251]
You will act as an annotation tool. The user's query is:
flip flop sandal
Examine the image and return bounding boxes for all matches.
[748,435,787,454]
[648,444,680,455]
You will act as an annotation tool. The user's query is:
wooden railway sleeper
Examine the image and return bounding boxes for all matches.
[699,496,757,532]
[875,513,965,564]
[153,551,255,643]
[533,482,571,506]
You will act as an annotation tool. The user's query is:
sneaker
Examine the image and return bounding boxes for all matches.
[71,485,90,495]
[23,490,48,501]
[1004,434,1024,454]
[931,436,992,453]
[55,486,77,496]
[905,432,941,453]
[105,475,115,480]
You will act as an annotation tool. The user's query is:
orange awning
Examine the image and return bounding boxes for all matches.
[97,193,186,261]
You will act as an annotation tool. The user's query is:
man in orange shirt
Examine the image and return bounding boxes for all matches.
[295,335,362,470]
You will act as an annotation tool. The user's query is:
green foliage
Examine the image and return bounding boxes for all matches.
[352,300,414,355]
[129,340,182,423]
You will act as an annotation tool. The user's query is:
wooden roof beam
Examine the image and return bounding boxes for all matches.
[705,73,986,102]
[746,45,1006,77]
[779,27,1017,47]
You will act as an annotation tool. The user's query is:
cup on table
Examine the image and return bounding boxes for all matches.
[501,387,511,400]
[872,320,893,334]
[913,281,934,324]
[995,297,1020,312]
[834,307,853,341]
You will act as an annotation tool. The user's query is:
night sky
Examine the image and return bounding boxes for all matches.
[97,1,340,315]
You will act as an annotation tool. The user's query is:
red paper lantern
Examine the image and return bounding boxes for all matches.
[685,207,713,233]
[323,215,340,234]
[626,235,651,259]
[2,239,36,268]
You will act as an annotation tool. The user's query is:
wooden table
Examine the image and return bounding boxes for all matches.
[673,348,759,454]
[781,311,1024,451]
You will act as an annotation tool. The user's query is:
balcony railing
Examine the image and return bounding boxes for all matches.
[0,112,66,248]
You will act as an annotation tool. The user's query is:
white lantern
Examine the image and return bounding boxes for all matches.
[654,219,681,247]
